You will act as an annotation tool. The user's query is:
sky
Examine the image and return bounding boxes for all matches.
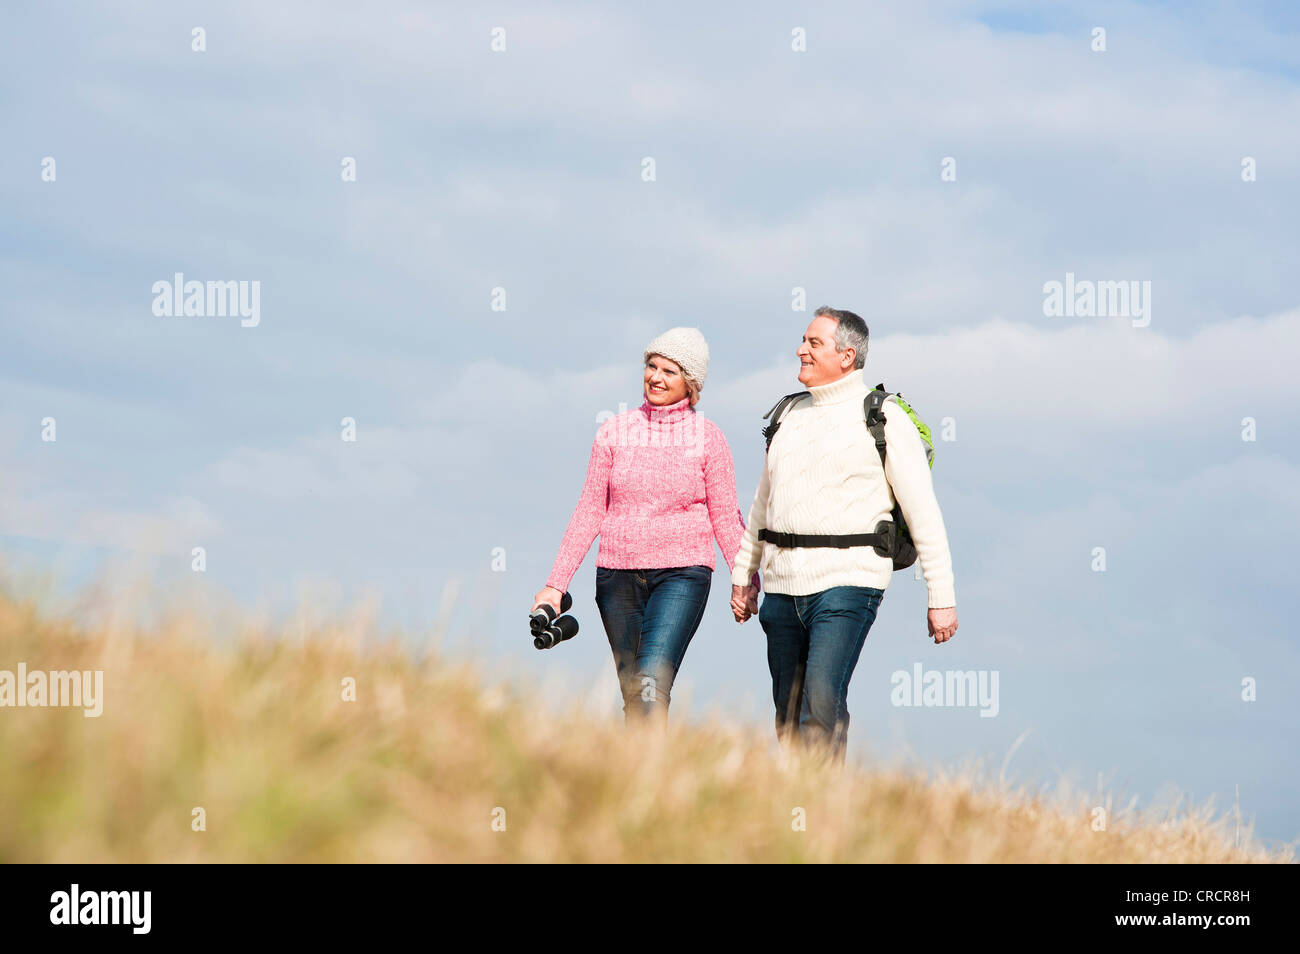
[2,1,1298,848]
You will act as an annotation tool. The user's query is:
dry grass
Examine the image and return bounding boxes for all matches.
[0,578,1290,864]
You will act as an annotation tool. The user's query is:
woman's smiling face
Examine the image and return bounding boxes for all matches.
[644,354,689,405]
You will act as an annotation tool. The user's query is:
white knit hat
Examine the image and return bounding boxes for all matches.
[644,327,710,392]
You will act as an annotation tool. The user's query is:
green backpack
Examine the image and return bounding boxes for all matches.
[759,382,934,570]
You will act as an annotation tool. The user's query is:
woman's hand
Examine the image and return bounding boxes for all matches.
[731,583,759,623]
[532,586,564,614]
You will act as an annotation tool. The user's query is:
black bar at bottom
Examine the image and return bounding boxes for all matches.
[0,862,1293,941]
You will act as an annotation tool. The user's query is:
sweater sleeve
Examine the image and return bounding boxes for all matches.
[729,450,771,589]
[882,400,956,608]
[544,425,613,593]
[701,423,761,591]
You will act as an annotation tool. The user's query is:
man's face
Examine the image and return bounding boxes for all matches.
[797,315,854,387]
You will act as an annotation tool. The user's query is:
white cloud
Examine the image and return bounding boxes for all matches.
[0,489,218,555]
[712,306,1300,432]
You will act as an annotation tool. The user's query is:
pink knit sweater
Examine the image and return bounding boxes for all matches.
[545,396,760,594]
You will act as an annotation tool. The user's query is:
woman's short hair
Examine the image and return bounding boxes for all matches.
[683,373,701,405]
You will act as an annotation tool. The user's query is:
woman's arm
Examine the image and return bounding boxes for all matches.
[702,422,761,592]
[544,426,613,594]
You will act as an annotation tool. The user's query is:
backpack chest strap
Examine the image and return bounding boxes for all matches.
[759,523,894,557]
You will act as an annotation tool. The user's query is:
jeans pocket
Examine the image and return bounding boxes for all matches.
[683,565,714,589]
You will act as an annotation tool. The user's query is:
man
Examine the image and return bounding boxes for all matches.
[730,307,958,762]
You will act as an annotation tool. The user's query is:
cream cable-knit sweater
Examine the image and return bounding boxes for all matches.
[730,368,956,608]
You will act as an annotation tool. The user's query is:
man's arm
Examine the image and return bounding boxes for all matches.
[881,401,956,610]
[729,457,770,589]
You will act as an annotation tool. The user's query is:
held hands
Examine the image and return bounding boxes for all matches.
[928,606,958,644]
[730,583,759,623]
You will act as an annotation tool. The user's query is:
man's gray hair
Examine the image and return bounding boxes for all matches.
[814,306,869,369]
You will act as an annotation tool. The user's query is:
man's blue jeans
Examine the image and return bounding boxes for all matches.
[594,565,712,722]
[758,585,884,762]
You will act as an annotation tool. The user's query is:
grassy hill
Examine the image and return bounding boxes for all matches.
[0,582,1289,863]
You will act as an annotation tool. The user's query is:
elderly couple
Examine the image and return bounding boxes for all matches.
[531,307,958,762]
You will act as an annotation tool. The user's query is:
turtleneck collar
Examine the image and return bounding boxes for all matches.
[809,368,868,406]
[639,394,694,424]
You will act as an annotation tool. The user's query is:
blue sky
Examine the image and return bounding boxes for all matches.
[2,1,1298,848]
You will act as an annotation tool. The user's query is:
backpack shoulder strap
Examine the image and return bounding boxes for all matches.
[762,391,811,453]
[864,383,890,466]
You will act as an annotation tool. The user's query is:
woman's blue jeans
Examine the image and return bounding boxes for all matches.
[758,585,885,762]
[594,565,712,722]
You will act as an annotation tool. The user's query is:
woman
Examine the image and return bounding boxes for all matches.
[532,327,760,723]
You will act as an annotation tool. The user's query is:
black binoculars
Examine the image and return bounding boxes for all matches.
[530,591,579,650]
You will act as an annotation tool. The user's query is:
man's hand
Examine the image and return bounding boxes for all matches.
[731,583,759,623]
[928,606,958,644]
